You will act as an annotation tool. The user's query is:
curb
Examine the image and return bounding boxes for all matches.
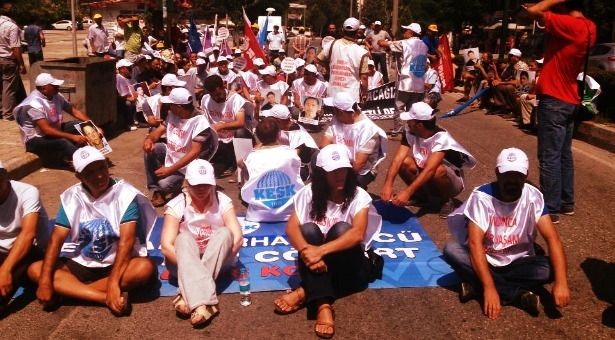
[575,121,615,153]
[5,152,42,181]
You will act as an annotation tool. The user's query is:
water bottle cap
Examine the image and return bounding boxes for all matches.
[239,267,246,273]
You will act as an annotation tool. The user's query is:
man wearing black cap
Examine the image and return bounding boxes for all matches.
[316,17,369,103]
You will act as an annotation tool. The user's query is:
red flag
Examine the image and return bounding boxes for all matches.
[242,7,268,70]
[434,35,455,93]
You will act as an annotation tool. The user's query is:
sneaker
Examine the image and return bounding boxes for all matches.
[215,168,234,179]
[514,290,540,316]
[459,282,476,303]
[561,206,574,216]
[129,125,138,131]
[438,199,455,219]
[151,191,165,207]
[550,214,560,225]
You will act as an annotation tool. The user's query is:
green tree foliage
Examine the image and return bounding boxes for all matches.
[1,0,71,27]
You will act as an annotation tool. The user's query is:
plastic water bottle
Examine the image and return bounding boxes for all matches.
[239,267,251,306]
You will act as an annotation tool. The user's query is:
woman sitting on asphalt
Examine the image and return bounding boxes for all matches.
[161,159,243,328]
[273,144,381,339]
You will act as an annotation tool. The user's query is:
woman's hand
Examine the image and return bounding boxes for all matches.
[300,244,325,267]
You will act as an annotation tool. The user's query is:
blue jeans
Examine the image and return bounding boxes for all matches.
[536,95,577,214]
[143,142,185,195]
[442,242,553,305]
[25,120,81,161]
[298,222,370,305]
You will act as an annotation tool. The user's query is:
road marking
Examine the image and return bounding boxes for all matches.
[573,145,615,171]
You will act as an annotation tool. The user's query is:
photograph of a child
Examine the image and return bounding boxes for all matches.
[298,95,322,125]
[75,120,112,154]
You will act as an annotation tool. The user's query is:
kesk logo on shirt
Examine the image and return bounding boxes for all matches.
[77,218,119,261]
[409,54,427,78]
[253,170,296,208]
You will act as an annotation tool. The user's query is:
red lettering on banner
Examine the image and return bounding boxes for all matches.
[282,265,298,276]
[261,265,281,277]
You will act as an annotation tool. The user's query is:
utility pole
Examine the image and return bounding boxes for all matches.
[392,0,398,36]
[499,0,510,58]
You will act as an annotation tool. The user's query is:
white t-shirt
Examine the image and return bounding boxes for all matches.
[388,37,428,93]
[0,180,49,253]
[447,183,547,267]
[318,38,368,102]
[114,27,125,51]
[324,114,388,175]
[164,112,213,173]
[201,92,248,143]
[14,90,71,144]
[267,32,285,50]
[368,71,383,90]
[404,128,476,172]
[165,190,233,251]
[291,78,328,98]
[242,71,260,94]
[293,184,381,249]
[116,73,136,97]
[241,145,304,222]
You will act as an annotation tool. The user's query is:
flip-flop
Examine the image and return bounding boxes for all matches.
[273,288,305,314]
[314,304,335,339]
[173,294,191,318]
[190,304,219,328]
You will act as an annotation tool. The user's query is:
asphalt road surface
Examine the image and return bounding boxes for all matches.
[2,30,614,339]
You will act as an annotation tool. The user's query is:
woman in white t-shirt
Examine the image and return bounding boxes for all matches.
[273,144,380,339]
[160,159,243,328]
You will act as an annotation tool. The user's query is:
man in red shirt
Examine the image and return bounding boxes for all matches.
[526,0,595,224]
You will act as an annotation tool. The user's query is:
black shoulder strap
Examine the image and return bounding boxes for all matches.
[579,19,592,100]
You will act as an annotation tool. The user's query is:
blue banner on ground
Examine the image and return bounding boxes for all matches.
[148,201,458,296]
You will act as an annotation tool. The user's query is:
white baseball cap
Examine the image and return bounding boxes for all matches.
[359,24,366,30]
[374,20,382,26]
[304,64,318,74]
[316,144,353,172]
[323,92,356,112]
[35,73,64,87]
[195,58,207,66]
[116,59,133,69]
[160,87,193,104]
[343,17,360,31]
[185,159,216,186]
[509,48,522,57]
[197,51,207,58]
[536,58,544,64]
[269,104,291,119]
[259,65,277,76]
[209,55,216,63]
[295,58,306,68]
[400,101,434,121]
[496,147,529,175]
[367,59,375,66]
[279,48,286,53]
[212,46,220,51]
[217,55,228,63]
[401,23,421,35]
[234,48,242,54]
[253,58,265,66]
[72,146,106,173]
[181,28,189,33]
[160,74,187,87]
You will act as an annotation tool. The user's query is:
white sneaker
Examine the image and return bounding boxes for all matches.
[130,126,137,131]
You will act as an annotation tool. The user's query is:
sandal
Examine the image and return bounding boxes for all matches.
[314,304,335,339]
[190,304,220,328]
[173,294,190,317]
[273,287,306,314]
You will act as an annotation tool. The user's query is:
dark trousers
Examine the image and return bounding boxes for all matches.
[210,128,254,176]
[0,247,44,305]
[372,52,389,83]
[27,51,44,66]
[24,120,81,161]
[299,222,370,305]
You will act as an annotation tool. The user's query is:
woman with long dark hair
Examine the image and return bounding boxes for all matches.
[273,144,381,339]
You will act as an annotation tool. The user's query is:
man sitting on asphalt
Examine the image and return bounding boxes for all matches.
[321,92,388,190]
[239,117,304,222]
[13,73,98,166]
[380,101,476,218]
[28,146,157,316]
[261,104,318,181]
[0,160,49,312]
[143,88,218,207]
[201,75,253,178]
[443,148,570,319]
